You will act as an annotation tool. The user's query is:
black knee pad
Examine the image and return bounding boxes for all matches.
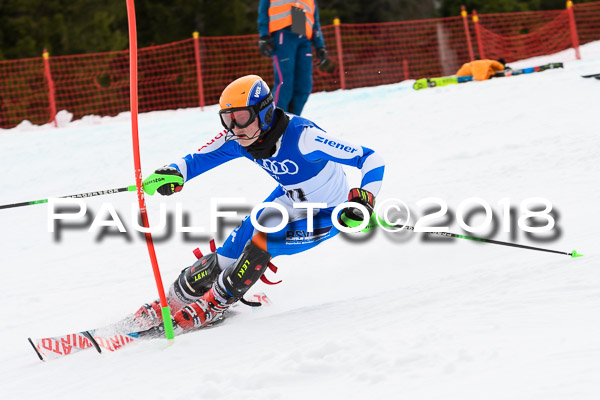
[170,252,221,306]
[221,240,271,298]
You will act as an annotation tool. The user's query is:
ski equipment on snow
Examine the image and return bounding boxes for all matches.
[413,62,564,90]
[581,73,600,79]
[493,62,564,77]
[27,292,271,361]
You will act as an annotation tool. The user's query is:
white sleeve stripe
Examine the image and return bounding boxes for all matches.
[361,151,385,174]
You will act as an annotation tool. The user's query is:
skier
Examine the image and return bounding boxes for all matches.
[136,74,385,332]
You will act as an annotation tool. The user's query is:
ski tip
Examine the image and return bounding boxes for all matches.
[570,250,583,258]
[27,337,45,361]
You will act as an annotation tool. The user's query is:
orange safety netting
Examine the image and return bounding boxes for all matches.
[474,10,573,61]
[316,17,473,92]
[1,2,600,129]
[0,57,49,128]
[572,1,600,43]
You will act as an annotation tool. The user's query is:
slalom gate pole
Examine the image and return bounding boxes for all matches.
[358,213,582,258]
[0,186,137,210]
[126,0,175,340]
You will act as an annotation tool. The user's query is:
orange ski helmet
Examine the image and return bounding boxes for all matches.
[219,75,275,133]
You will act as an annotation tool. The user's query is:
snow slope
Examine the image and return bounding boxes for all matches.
[1,42,599,400]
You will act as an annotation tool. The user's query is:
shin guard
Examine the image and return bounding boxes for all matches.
[220,239,272,298]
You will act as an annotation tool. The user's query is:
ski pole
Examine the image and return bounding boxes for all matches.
[0,186,137,210]
[348,212,582,258]
[0,173,183,210]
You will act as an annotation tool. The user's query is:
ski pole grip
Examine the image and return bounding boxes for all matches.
[142,172,184,195]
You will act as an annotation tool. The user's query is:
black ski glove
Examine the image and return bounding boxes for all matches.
[153,166,184,196]
[258,36,275,58]
[316,48,328,66]
[339,188,375,228]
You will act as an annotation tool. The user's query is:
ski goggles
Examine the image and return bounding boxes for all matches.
[219,107,257,130]
[219,92,274,130]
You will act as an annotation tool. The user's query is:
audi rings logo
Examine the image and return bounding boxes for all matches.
[260,159,299,175]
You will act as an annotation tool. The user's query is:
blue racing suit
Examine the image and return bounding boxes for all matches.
[170,111,385,270]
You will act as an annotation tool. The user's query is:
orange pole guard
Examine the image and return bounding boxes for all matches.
[333,18,346,90]
[125,0,174,340]
[461,6,475,61]
[192,32,206,110]
[472,10,485,60]
[566,1,581,60]
[42,49,58,127]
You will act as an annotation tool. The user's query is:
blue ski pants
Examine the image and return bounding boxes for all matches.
[217,186,340,266]
[271,30,314,116]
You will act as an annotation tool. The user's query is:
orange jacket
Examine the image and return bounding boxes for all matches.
[456,60,505,81]
[268,0,316,39]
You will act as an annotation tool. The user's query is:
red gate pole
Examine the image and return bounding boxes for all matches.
[472,10,486,59]
[125,0,175,340]
[192,31,206,110]
[333,18,346,90]
[566,1,581,60]
[461,6,475,61]
[42,49,58,127]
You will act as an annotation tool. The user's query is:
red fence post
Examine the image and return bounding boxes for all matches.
[472,10,486,59]
[192,31,206,111]
[403,59,409,81]
[333,18,346,90]
[566,1,581,60]
[461,6,475,61]
[42,49,58,127]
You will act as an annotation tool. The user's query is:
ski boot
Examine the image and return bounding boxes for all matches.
[174,238,271,331]
[132,300,163,330]
[131,251,222,330]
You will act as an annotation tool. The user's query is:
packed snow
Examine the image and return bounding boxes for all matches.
[1,41,599,400]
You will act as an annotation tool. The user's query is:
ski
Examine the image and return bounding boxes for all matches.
[494,62,564,77]
[581,73,600,79]
[413,75,472,90]
[413,62,564,90]
[27,331,103,361]
[28,292,271,361]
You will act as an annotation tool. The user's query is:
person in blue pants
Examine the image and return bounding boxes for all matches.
[136,75,384,332]
[257,0,328,115]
